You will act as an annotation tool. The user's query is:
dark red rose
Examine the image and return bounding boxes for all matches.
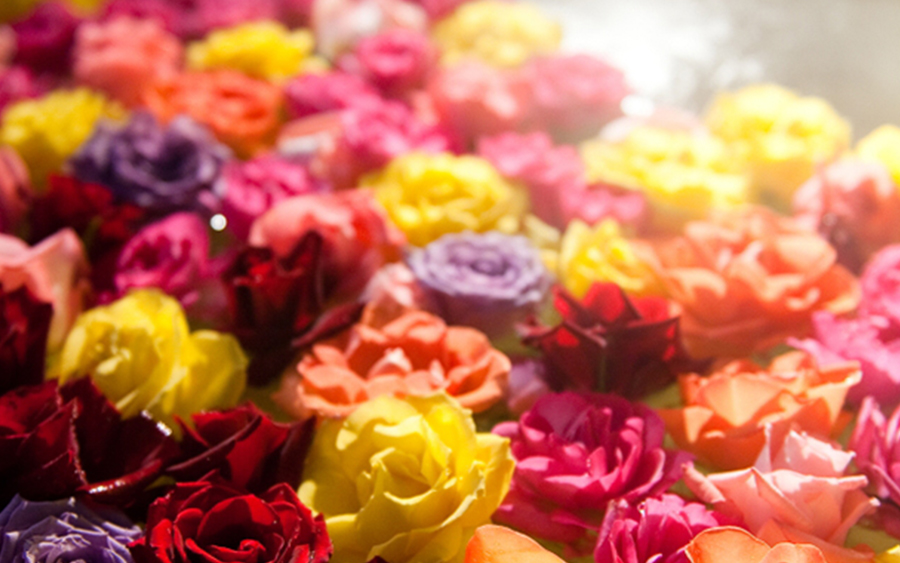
[521,283,704,398]
[0,285,52,396]
[224,231,363,385]
[0,378,178,509]
[167,404,314,493]
[130,478,332,563]
[12,2,80,75]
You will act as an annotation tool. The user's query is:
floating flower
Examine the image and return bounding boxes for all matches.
[299,393,514,563]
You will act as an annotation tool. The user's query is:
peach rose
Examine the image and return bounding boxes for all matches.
[0,229,89,350]
[658,351,860,471]
[686,528,830,563]
[144,70,283,158]
[649,207,859,357]
[274,306,510,418]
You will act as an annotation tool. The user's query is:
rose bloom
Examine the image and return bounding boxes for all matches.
[0,228,88,350]
[492,392,691,556]
[73,16,183,108]
[56,289,248,427]
[364,152,527,247]
[0,146,31,234]
[187,21,324,82]
[648,207,859,357]
[850,398,900,518]
[705,84,851,209]
[0,496,141,563]
[275,306,510,418]
[11,2,80,75]
[283,71,381,119]
[144,70,283,158]
[311,0,427,60]
[685,528,830,563]
[338,28,437,98]
[72,112,229,216]
[299,393,514,563]
[0,65,45,115]
[0,88,126,186]
[465,525,565,563]
[0,286,51,395]
[857,125,900,188]
[580,125,749,233]
[131,478,332,563]
[432,0,561,68]
[859,244,900,328]
[658,351,860,471]
[249,191,405,299]
[684,429,877,563]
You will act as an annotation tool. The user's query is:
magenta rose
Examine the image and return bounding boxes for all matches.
[12,2,80,74]
[338,28,437,98]
[850,397,900,537]
[0,285,51,396]
[284,71,381,120]
[492,392,691,555]
[861,244,900,328]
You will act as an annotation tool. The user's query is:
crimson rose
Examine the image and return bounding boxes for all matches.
[0,285,52,396]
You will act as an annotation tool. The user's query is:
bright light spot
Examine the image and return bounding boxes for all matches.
[210,214,227,232]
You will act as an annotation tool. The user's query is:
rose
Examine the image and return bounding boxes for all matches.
[130,478,332,563]
[492,392,691,555]
[274,307,511,418]
[685,528,829,563]
[793,159,900,272]
[0,495,141,563]
[338,29,437,98]
[860,244,900,327]
[0,146,31,235]
[649,207,860,357]
[144,70,283,158]
[857,125,900,188]
[406,231,550,337]
[521,283,700,398]
[0,66,44,115]
[249,191,405,299]
[100,0,183,37]
[284,71,381,119]
[0,228,89,350]
[465,525,565,563]
[73,16,183,108]
[594,494,733,563]
[219,154,324,241]
[167,404,314,493]
[364,152,527,246]
[0,378,178,508]
[311,0,427,60]
[182,0,282,39]
[658,351,860,471]
[111,213,212,307]
[850,397,900,510]
[0,88,125,186]
[0,285,51,396]
[56,289,248,427]
[70,112,229,216]
[11,2,80,75]
[299,393,514,563]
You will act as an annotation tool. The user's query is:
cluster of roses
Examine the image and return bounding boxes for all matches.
[5,0,900,563]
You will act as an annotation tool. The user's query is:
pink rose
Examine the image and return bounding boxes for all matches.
[338,28,437,98]
[793,159,900,273]
[0,147,31,235]
[561,182,648,232]
[0,229,89,350]
[249,191,405,299]
[73,16,183,108]
[220,155,325,240]
[283,72,381,120]
[312,0,427,60]
[522,54,630,142]
[184,0,281,39]
[860,244,900,327]
[0,65,44,114]
[850,397,900,538]
[684,429,877,563]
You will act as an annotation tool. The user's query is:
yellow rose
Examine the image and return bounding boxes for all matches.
[0,88,126,187]
[705,83,850,209]
[558,219,662,298]
[364,152,527,246]
[857,125,900,188]
[187,21,327,82]
[55,289,247,427]
[581,126,749,231]
[299,393,514,563]
[432,0,561,68]
[879,546,900,563]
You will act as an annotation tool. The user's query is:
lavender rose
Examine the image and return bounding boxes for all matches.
[0,495,140,563]
[407,231,550,337]
[70,111,230,216]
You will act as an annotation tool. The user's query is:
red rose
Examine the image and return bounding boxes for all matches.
[0,378,178,509]
[0,285,52,396]
[521,283,703,398]
[167,404,314,493]
[130,478,332,563]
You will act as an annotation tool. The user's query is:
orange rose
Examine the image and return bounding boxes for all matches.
[648,206,859,357]
[658,351,860,471]
[465,525,565,563]
[685,528,830,563]
[144,70,283,158]
[274,306,510,419]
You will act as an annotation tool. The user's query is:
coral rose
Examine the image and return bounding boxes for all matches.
[685,528,829,563]
[649,207,860,357]
[275,307,510,418]
[465,525,565,563]
[658,351,860,471]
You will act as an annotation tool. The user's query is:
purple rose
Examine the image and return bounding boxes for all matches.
[70,112,230,216]
[12,2,80,75]
[0,495,140,563]
[492,392,691,555]
[219,155,324,240]
[407,231,550,337]
[284,71,380,120]
[861,244,900,327]
[594,495,732,563]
